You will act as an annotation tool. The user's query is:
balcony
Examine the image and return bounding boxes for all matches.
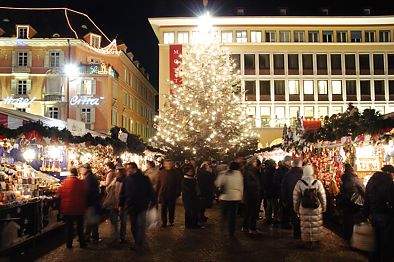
[12,66,30,73]
[44,94,64,101]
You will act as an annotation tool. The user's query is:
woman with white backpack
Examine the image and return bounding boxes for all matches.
[293,165,327,248]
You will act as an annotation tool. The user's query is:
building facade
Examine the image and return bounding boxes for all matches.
[0,8,157,140]
[149,15,394,146]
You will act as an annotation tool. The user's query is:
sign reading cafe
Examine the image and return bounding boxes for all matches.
[69,96,104,106]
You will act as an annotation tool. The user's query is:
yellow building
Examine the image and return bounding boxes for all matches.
[0,7,157,140]
[149,15,394,146]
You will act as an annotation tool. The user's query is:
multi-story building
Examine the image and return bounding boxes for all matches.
[149,15,394,146]
[0,7,157,140]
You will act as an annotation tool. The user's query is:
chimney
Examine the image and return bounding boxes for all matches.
[322,8,329,16]
[127,51,134,61]
[363,8,371,15]
[146,73,150,80]
[141,67,146,74]
[279,8,287,15]
[134,60,141,68]
[117,43,127,52]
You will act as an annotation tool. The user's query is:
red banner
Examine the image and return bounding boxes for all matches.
[169,45,183,87]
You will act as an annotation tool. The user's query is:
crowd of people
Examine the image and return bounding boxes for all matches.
[56,156,394,261]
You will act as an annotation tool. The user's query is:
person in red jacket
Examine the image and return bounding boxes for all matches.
[57,167,87,249]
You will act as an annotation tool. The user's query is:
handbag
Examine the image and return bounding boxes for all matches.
[350,222,376,252]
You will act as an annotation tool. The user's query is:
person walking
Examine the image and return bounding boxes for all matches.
[157,159,182,227]
[276,156,292,229]
[215,162,244,237]
[281,158,303,239]
[293,165,327,248]
[182,164,201,229]
[57,168,87,249]
[363,165,394,262]
[145,160,159,191]
[242,158,261,234]
[197,163,215,223]
[119,162,156,249]
[338,163,365,242]
[261,159,279,224]
[116,167,128,243]
[81,163,101,242]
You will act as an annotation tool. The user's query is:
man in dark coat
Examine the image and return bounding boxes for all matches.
[157,159,182,227]
[275,155,292,229]
[363,165,394,262]
[196,163,215,222]
[80,163,100,242]
[119,162,156,248]
[261,159,278,224]
[242,158,261,234]
[281,158,303,239]
[182,165,200,229]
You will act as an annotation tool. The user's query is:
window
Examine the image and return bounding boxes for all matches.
[317,54,328,74]
[47,107,59,119]
[17,108,26,112]
[332,80,342,95]
[318,107,328,118]
[332,106,342,114]
[275,107,285,120]
[221,31,233,43]
[318,80,328,94]
[279,31,290,42]
[122,115,128,130]
[289,107,299,121]
[251,31,262,43]
[81,108,92,123]
[163,32,175,44]
[345,54,356,74]
[302,54,313,74]
[259,80,271,96]
[336,31,348,43]
[379,30,391,42]
[244,81,256,101]
[258,54,270,74]
[244,54,255,75]
[80,79,94,95]
[17,26,28,39]
[389,80,394,96]
[17,52,28,67]
[360,80,371,99]
[346,80,357,98]
[129,96,134,110]
[177,32,189,44]
[350,31,362,42]
[388,54,394,74]
[303,80,314,94]
[373,54,384,74]
[273,54,284,74]
[322,31,333,42]
[288,54,299,74]
[274,80,285,96]
[122,92,128,107]
[49,51,60,67]
[112,109,118,126]
[265,31,276,42]
[304,106,314,118]
[294,31,305,42]
[17,80,27,95]
[260,107,271,126]
[91,35,101,48]
[374,80,385,97]
[246,107,256,117]
[236,31,247,43]
[231,54,241,72]
[112,81,118,99]
[365,31,376,42]
[191,31,199,43]
[308,31,319,42]
[359,54,370,75]
[331,54,342,74]
[288,80,299,94]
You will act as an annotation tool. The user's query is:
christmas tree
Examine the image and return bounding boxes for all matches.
[150,30,258,161]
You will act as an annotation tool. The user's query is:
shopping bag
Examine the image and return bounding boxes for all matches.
[350,222,376,252]
[146,208,159,229]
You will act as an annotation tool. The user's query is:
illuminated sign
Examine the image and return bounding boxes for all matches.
[3,97,36,106]
[69,96,104,106]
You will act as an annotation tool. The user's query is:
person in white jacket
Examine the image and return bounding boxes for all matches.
[215,162,244,237]
[293,165,327,247]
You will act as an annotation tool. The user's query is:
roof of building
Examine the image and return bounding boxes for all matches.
[0,7,111,46]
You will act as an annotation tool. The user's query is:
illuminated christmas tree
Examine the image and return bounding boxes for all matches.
[151,29,258,160]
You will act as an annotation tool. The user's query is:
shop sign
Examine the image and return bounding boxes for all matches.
[69,96,104,106]
[3,97,36,106]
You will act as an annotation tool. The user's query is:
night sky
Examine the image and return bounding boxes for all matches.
[0,0,393,89]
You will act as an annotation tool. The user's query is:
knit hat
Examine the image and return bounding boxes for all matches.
[303,165,314,177]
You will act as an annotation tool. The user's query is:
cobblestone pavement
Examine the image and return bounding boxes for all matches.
[13,202,367,262]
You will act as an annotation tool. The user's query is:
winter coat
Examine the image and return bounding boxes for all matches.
[157,169,182,202]
[101,170,115,187]
[196,169,215,208]
[364,171,394,217]
[274,165,290,201]
[84,171,100,208]
[182,175,200,209]
[261,165,278,199]
[145,167,159,191]
[244,165,261,200]
[338,171,365,207]
[281,167,303,205]
[293,166,327,242]
[57,176,87,216]
[215,170,244,201]
[119,170,157,213]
